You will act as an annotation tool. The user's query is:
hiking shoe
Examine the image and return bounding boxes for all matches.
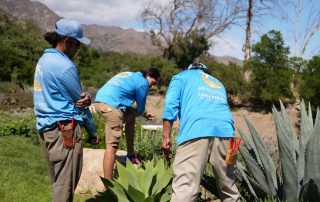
[127,154,141,165]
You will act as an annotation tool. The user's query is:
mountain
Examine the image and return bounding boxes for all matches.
[213,55,243,66]
[0,0,59,32]
[0,0,160,55]
[0,0,242,63]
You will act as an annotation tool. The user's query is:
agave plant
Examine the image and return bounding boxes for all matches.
[100,157,173,202]
[236,100,320,201]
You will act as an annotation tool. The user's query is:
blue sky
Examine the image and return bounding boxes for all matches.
[32,0,320,60]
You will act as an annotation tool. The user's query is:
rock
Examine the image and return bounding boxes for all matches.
[75,148,128,194]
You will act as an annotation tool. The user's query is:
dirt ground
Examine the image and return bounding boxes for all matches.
[145,95,301,142]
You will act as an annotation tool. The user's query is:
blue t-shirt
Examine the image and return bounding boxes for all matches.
[95,72,149,114]
[162,69,235,145]
[33,48,86,132]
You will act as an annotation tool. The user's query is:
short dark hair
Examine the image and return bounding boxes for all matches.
[140,67,160,81]
[44,32,66,48]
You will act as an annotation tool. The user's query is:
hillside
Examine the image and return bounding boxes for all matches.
[0,0,242,63]
[0,0,159,55]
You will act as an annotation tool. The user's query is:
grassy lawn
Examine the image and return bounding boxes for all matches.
[0,136,105,202]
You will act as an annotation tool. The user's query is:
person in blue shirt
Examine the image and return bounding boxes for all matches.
[162,63,240,202]
[33,18,99,202]
[94,68,160,181]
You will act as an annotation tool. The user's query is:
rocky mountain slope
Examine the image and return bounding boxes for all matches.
[0,0,242,63]
[0,0,159,55]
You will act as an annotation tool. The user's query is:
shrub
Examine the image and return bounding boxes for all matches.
[82,113,177,161]
[0,110,38,144]
[100,157,173,202]
[248,30,294,107]
[236,100,320,201]
[299,55,320,108]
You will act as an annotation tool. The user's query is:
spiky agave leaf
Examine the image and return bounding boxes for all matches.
[236,162,258,199]
[301,107,320,201]
[272,103,298,202]
[237,126,263,167]
[100,177,130,202]
[300,100,314,149]
[238,127,274,194]
[244,117,278,196]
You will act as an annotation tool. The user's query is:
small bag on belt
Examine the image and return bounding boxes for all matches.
[57,117,75,149]
[225,137,242,166]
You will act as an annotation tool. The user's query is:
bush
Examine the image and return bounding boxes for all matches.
[100,157,173,202]
[247,30,294,107]
[82,113,177,161]
[299,55,320,108]
[0,110,38,144]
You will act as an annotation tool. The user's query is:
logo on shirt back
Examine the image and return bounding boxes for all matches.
[115,72,132,78]
[34,64,43,91]
[201,73,222,88]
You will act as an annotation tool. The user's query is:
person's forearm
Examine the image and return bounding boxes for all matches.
[163,119,173,139]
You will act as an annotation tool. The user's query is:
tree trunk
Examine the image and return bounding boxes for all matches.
[244,0,253,62]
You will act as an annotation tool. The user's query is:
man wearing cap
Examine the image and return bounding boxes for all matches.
[33,18,98,201]
[162,63,240,202]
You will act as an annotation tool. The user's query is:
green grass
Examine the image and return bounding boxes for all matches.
[0,136,51,201]
[0,136,105,202]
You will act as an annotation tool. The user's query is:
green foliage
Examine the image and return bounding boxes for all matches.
[82,113,177,161]
[128,126,177,161]
[163,30,210,68]
[77,51,178,90]
[299,55,320,108]
[0,11,47,85]
[100,157,173,202]
[0,110,38,143]
[236,100,320,202]
[248,30,294,106]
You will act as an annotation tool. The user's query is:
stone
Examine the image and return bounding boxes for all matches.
[75,148,128,194]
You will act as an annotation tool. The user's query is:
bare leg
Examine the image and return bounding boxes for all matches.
[124,111,136,156]
[103,145,117,180]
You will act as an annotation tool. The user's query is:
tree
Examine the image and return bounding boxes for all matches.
[290,0,320,58]
[141,0,245,68]
[163,29,209,68]
[299,56,320,107]
[248,30,294,105]
[0,11,46,85]
[243,0,284,62]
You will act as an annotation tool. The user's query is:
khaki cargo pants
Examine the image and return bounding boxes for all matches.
[94,102,135,148]
[171,137,240,202]
[39,124,83,202]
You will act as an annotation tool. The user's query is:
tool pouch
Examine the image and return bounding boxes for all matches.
[225,137,242,167]
[57,117,75,149]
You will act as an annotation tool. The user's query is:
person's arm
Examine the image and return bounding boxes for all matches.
[81,108,99,144]
[76,92,91,108]
[135,84,149,115]
[161,74,182,158]
[59,66,92,108]
[162,119,173,156]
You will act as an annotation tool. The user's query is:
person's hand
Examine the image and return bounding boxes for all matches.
[162,137,172,158]
[143,112,155,120]
[91,135,100,144]
[76,92,91,108]
[87,134,100,144]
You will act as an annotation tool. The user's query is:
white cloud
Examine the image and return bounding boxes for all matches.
[32,0,146,29]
